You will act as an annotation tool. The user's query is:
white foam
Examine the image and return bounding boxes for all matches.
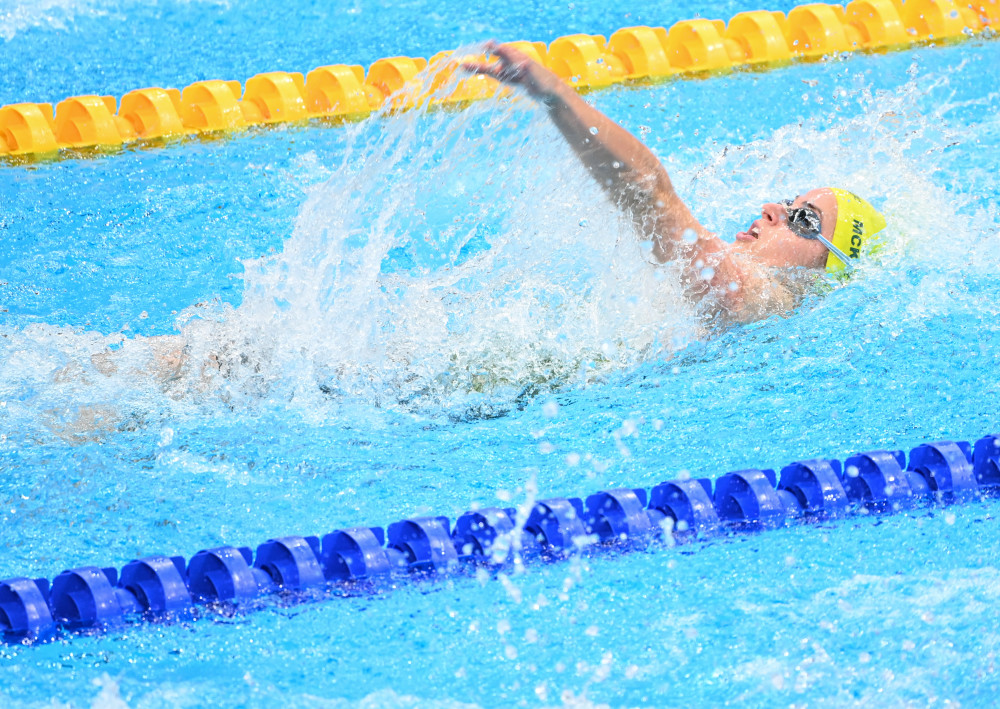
[3,51,996,435]
[182,62,698,416]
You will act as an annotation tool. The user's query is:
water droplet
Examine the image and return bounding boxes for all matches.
[700,266,715,281]
[846,465,860,478]
[579,218,589,228]
[543,400,559,418]
[682,228,698,244]
[589,126,599,135]
[612,161,621,169]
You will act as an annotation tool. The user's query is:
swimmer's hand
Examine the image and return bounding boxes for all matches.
[462,41,563,104]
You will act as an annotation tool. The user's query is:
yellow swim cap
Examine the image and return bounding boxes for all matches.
[826,188,887,273]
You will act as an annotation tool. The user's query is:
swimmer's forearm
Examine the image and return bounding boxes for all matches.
[541,83,705,261]
[465,43,710,263]
[467,44,673,218]
[541,85,747,305]
[543,85,669,210]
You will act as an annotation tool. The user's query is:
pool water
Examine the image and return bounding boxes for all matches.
[2,0,1000,706]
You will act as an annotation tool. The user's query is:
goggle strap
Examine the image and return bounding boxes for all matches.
[815,232,856,271]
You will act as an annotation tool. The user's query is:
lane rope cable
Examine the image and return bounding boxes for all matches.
[2,432,999,644]
[1,0,998,161]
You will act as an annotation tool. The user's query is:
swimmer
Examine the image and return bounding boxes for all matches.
[464,42,887,322]
[43,46,892,439]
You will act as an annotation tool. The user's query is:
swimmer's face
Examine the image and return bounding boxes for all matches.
[734,187,838,269]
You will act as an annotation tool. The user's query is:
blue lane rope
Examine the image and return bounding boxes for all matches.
[2,433,999,644]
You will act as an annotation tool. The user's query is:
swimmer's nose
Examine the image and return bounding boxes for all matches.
[761,202,785,224]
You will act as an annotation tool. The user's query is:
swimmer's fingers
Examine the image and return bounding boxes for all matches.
[463,41,562,101]
[461,59,503,79]
[461,41,532,84]
[461,60,526,86]
[461,58,524,85]
[460,40,501,78]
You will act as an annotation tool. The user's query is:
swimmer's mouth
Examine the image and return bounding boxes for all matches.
[735,224,761,242]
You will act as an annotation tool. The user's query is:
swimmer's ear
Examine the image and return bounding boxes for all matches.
[829,222,894,283]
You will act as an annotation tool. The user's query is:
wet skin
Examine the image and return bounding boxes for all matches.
[464,43,839,318]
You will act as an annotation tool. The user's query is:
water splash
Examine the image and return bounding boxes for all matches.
[188,58,695,416]
[3,49,997,438]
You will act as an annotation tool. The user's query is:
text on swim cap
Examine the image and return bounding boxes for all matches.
[850,218,863,258]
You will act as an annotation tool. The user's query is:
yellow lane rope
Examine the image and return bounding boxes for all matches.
[1,0,996,160]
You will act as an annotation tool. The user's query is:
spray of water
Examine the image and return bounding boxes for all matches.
[172,56,695,418]
[2,49,997,438]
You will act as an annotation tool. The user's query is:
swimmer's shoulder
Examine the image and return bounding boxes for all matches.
[707,258,812,325]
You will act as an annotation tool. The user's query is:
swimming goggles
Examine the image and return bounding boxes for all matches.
[781,199,856,271]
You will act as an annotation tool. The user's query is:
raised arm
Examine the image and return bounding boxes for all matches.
[464,42,725,268]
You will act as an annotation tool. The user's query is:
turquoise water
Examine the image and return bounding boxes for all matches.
[2,0,1000,706]
[0,0,809,106]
